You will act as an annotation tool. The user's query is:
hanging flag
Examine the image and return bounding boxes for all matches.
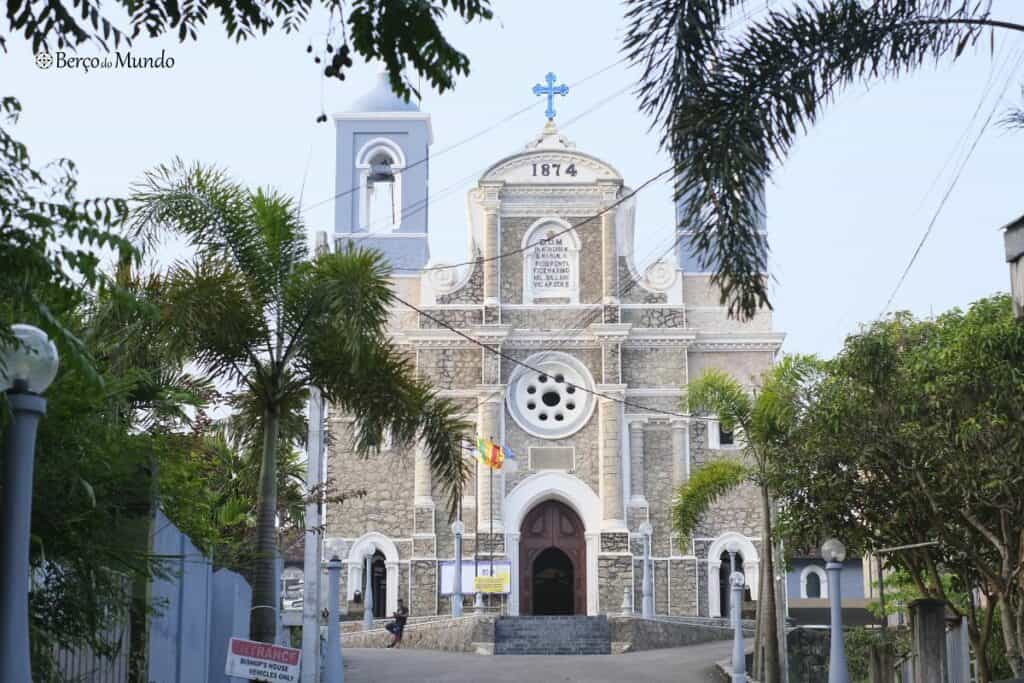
[476,437,504,470]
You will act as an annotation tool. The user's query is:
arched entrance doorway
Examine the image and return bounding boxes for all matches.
[370,550,386,618]
[519,500,586,615]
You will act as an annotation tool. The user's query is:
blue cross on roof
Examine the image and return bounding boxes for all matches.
[532,72,569,121]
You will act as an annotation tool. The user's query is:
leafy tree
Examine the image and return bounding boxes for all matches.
[1,96,133,367]
[129,160,471,643]
[624,0,1024,319]
[3,0,492,104]
[684,355,822,683]
[770,295,1024,681]
[0,257,211,680]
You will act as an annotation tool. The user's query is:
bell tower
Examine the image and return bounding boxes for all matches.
[334,71,432,271]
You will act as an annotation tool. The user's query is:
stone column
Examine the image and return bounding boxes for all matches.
[414,447,432,507]
[483,207,499,305]
[671,419,690,486]
[601,207,618,303]
[598,387,626,529]
[628,418,648,507]
[476,387,505,533]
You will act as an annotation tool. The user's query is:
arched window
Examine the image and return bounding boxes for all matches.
[356,138,405,232]
[800,564,829,599]
[806,572,821,598]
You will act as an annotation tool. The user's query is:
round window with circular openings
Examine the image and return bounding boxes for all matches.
[507,352,596,439]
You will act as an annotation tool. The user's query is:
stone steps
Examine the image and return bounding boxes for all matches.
[494,615,611,655]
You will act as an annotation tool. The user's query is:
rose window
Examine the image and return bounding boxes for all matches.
[507,352,595,439]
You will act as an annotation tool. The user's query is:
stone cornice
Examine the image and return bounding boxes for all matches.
[588,322,632,341]
[623,329,696,348]
[690,332,786,353]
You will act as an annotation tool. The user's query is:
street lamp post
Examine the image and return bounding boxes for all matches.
[452,519,464,617]
[730,571,746,683]
[822,538,850,683]
[726,539,741,625]
[640,522,653,619]
[362,554,374,630]
[1,324,60,683]
[323,556,344,683]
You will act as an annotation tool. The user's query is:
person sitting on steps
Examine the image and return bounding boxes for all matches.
[385,599,409,648]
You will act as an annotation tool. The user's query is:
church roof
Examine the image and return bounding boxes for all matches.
[349,71,420,113]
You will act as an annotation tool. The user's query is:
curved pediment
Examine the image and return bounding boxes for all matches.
[480,149,622,185]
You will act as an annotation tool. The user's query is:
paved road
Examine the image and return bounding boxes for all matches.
[341,640,732,682]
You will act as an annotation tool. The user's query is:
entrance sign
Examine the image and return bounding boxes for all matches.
[225,638,300,682]
[469,561,511,594]
[474,575,510,594]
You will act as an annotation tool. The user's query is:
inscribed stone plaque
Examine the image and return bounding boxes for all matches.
[530,231,572,297]
[530,447,574,471]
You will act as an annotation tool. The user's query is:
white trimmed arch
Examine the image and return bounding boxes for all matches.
[707,532,760,618]
[355,137,406,232]
[800,563,829,599]
[346,532,400,615]
[503,471,601,616]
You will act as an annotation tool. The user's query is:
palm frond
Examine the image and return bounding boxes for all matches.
[686,367,753,432]
[161,257,269,389]
[629,0,994,318]
[672,459,748,549]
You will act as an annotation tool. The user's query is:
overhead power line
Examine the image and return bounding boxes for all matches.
[879,45,1024,317]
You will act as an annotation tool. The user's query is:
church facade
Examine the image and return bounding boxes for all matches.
[322,72,784,621]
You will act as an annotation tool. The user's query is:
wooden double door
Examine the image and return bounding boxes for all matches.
[519,500,586,615]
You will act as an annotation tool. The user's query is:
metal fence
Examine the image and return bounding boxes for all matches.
[55,508,253,683]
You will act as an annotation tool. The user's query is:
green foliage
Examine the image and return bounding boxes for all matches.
[0,96,133,370]
[770,294,1024,681]
[130,160,472,642]
[625,1,1018,319]
[2,0,492,102]
[672,459,748,548]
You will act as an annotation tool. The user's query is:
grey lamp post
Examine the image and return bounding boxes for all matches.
[323,556,344,682]
[1,324,60,683]
[640,522,653,618]
[730,571,746,683]
[726,540,740,624]
[452,519,464,617]
[822,538,850,683]
[362,554,374,630]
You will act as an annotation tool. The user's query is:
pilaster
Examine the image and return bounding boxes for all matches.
[627,416,649,509]
[476,385,505,533]
[597,383,626,530]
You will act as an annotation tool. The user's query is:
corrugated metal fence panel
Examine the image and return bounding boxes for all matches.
[208,569,253,683]
[53,619,130,683]
[148,509,186,683]
[178,531,213,683]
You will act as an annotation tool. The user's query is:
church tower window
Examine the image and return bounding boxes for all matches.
[356,138,406,233]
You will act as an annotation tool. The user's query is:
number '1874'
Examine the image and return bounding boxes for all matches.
[532,163,578,177]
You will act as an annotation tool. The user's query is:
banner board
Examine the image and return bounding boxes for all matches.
[225,638,300,682]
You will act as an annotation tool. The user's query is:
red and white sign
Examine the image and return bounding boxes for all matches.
[225,638,301,682]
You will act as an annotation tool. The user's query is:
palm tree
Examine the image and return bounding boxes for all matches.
[682,355,821,683]
[130,160,470,643]
[624,0,1024,319]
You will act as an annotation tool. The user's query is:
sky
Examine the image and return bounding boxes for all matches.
[3,0,1022,358]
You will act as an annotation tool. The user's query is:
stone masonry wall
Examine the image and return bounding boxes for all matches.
[325,419,415,540]
[416,347,481,389]
[598,556,633,615]
[621,348,687,388]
